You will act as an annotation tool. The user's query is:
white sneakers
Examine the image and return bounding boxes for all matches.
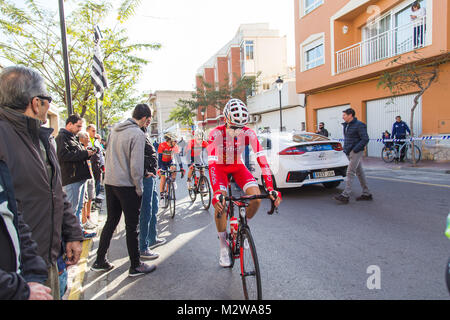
[219,247,232,267]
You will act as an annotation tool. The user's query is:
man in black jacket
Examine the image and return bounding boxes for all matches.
[56,114,95,224]
[0,66,83,300]
[316,122,329,137]
[334,108,372,204]
[0,160,52,300]
[139,116,165,260]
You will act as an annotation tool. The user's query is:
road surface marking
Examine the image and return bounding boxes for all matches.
[366,175,450,188]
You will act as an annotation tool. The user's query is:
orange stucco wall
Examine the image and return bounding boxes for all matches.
[306,61,450,134]
[295,0,450,93]
[295,0,450,135]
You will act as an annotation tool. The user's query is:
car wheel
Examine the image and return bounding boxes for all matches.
[323,181,341,189]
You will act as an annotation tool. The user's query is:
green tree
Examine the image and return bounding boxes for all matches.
[170,73,259,126]
[378,51,450,164]
[0,0,160,127]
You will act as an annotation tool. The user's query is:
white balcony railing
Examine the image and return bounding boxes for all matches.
[336,17,427,74]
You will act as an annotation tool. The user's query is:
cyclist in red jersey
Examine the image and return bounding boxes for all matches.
[207,98,282,267]
[186,129,208,190]
[157,132,185,205]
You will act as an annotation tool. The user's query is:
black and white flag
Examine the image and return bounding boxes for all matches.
[91,25,108,100]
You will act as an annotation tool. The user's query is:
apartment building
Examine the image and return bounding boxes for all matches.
[295,0,450,158]
[148,90,194,139]
[196,23,290,130]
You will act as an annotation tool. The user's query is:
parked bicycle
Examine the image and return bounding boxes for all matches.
[160,168,183,219]
[381,138,421,163]
[188,164,212,210]
[217,182,278,300]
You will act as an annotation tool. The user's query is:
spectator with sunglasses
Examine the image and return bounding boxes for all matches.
[0,66,83,299]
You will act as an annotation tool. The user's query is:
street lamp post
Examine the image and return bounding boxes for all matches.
[275,76,284,132]
[201,110,205,128]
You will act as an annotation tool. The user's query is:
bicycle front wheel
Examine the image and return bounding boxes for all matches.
[239,227,262,300]
[169,183,176,219]
[406,144,421,163]
[381,147,395,163]
[199,175,211,210]
[188,183,197,202]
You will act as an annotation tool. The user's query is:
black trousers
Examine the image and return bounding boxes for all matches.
[96,185,142,269]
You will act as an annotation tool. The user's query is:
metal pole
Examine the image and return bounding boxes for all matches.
[95,98,99,132]
[58,0,73,115]
[279,90,283,132]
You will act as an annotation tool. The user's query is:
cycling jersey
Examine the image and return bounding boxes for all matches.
[186,139,208,165]
[207,125,274,203]
[158,141,179,163]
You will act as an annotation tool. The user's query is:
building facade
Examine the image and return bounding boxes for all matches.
[295,0,450,159]
[196,23,291,130]
[148,90,194,140]
[247,73,306,133]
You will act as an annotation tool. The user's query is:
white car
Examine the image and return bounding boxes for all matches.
[249,131,349,189]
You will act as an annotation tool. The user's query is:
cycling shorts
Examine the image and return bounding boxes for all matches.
[160,161,174,175]
[209,163,258,194]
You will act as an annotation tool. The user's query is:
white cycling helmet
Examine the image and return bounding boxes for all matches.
[224,98,249,127]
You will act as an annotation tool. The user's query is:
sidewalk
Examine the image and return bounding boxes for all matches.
[62,198,106,300]
[362,156,450,174]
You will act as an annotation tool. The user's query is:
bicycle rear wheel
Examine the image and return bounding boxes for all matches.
[199,175,211,210]
[169,183,176,219]
[381,147,395,163]
[239,227,262,300]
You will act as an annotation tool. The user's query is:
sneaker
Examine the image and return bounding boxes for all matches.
[149,238,167,250]
[129,263,156,277]
[91,260,114,272]
[82,230,97,239]
[219,247,232,268]
[140,249,159,260]
[83,220,97,230]
[159,194,166,207]
[356,194,373,201]
[96,194,105,200]
[333,194,349,204]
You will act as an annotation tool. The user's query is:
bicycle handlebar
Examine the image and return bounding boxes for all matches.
[219,193,278,215]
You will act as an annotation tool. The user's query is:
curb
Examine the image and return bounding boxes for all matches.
[68,238,94,300]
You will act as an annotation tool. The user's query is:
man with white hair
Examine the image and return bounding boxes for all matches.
[0,65,83,299]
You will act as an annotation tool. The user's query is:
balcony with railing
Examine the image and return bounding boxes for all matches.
[336,17,427,74]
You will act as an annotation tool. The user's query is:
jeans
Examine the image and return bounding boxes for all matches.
[139,176,159,252]
[96,185,142,269]
[63,180,86,222]
[342,151,370,197]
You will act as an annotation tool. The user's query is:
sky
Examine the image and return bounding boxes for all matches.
[9,0,296,93]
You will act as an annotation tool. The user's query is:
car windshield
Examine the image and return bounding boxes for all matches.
[292,133,330,143]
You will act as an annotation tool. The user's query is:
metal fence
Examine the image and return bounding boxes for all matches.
[336,17,427,74]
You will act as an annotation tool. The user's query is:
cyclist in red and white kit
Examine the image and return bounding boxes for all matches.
[207,98,282,267]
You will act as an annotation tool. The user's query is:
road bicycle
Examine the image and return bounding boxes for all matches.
[187,164,212,210]
[160,168,183,219]
[217,182,278,300]
[381,139,421,164]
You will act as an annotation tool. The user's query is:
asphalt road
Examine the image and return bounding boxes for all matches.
[82,167,450,300]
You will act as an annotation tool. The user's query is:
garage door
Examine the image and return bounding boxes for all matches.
[366,94,422,157]
[317,104,350,140]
